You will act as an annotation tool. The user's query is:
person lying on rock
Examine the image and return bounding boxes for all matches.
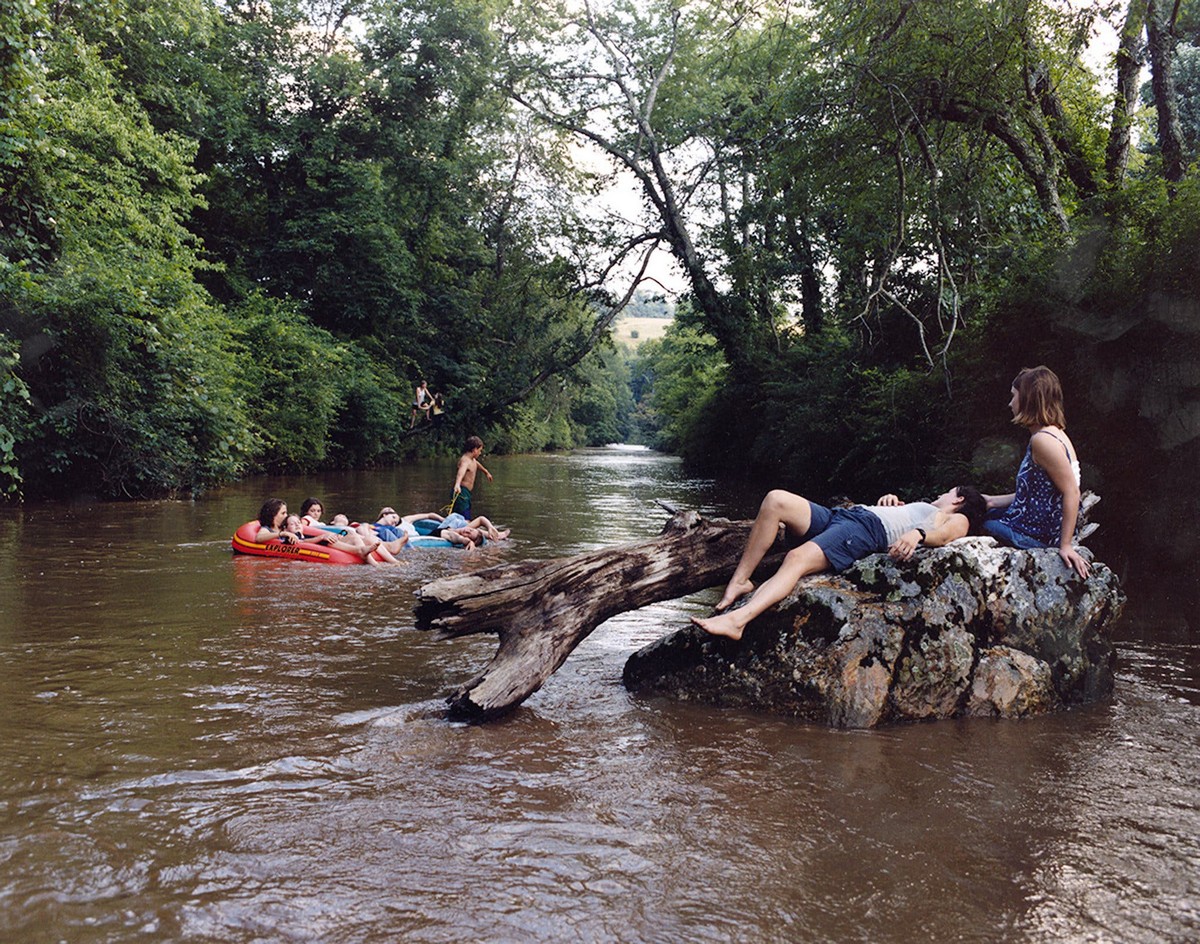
[691,485,988,641]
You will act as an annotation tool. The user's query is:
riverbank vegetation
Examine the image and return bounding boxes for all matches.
[2,0,1197,592]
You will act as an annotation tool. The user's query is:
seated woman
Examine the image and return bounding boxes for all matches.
[982,366,1089,579]
[254,498,382,563]
[298,497,342,531]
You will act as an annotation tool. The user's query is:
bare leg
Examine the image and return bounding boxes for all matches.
[469,516,509,541]
[366,541,406,564]
[715,489,816,611]
[693,542,829,640]
[333,537,379,560]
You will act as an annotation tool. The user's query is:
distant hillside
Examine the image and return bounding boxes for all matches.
[613,314,673,347]
[612,289,675,347]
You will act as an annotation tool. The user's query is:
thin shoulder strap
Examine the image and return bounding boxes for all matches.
[1032,428,1073,462]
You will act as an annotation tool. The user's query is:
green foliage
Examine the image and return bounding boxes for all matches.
[5,18,258,497]
[0,0,48,169]
[231,292,411,471]
[230,294,346,472]
[483,344,633,453]
[631,321,728,458]
[570,346,634,446]
[0,337,31,496]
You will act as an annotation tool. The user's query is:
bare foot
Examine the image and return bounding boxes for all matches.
[715,578,754,612]
[690,612,747,641]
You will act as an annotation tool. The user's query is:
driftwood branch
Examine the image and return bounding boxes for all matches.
[413,510,783,721]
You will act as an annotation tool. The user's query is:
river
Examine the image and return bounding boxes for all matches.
[0,446,1197,943]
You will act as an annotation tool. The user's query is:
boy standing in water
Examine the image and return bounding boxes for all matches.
[451,435,492,518]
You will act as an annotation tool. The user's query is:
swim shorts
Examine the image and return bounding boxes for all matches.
[802,502,889,572]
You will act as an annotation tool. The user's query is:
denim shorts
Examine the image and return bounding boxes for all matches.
[802,502,889,572]
[983,512,1052,550]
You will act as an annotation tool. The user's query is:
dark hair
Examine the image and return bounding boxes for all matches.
[465,435,483,452]
[953,485,988,535]
[299,497,322,518]
[1011,365,1066,429]
[258,498,286,528]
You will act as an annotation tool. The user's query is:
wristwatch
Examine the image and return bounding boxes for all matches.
[915,528,926,544]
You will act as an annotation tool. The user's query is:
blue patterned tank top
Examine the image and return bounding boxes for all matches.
[1000,432,1080,545]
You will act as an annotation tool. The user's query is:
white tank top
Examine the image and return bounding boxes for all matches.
[865,502,941,545]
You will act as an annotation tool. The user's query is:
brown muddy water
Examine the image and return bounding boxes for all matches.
[0,446,1197,943]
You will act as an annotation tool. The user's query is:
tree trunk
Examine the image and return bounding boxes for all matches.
[1105,0,1148,189]
[931,93,1070,232]
[412,511,784,721]
[1146,0,1187,184]
[1029,60,1099,200]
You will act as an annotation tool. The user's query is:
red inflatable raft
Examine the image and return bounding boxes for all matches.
[231,521,380,565]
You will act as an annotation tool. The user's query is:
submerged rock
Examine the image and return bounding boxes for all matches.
[622,538,1125,727]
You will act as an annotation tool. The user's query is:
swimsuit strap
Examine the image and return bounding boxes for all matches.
[1032,428,1074,464]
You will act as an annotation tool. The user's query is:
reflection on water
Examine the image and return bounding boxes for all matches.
[0,446,1197,943]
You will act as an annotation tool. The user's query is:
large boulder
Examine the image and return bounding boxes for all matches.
[622,538,1125,727]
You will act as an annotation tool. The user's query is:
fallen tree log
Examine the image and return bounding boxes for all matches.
[412,510,784,721]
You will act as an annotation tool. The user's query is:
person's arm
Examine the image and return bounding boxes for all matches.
[256,526,297,544]
[876,493,904,506]
[1031,434,1090,578]
[887,513,970,561]
[476,460,492,482]
[984,492,1014,511]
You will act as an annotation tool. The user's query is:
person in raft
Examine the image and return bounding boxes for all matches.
[450,435,492,518]
[296,497,404,563]
[981,365,1090,579]
[254,499,382,563]
[410,380,433,428]
[367,507,446,546]
[431,512,510,546]
[690,485,988,641]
